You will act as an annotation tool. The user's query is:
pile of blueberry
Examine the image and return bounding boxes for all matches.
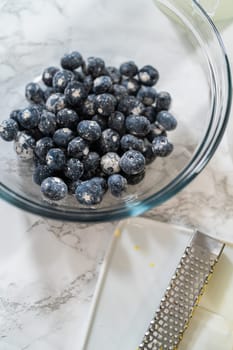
[0,51,177,205]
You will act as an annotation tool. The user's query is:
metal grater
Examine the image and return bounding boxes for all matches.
[138,231,225,350]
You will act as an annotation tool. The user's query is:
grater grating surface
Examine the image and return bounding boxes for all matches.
[138,231,225,350]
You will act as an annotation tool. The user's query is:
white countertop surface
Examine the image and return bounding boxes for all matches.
[1,10,233,350]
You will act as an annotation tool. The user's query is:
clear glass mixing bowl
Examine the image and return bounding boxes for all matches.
[0,0,231,222]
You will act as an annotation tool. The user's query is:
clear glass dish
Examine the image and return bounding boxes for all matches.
[0,0,231,222]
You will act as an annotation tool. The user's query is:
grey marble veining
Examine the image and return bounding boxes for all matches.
[0,206,115,349]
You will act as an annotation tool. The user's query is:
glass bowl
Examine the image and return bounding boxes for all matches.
[0,0,231,222]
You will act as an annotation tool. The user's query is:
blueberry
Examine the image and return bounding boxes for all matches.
[53,128,74,147]
[119,61,138,78]
[121,78,140,95]
[34,136,54,161]
[108,174,127,197]
[46,93,66,113]
[138,65,159,86]
[125,171,145,185]
[52,70,74,92]
[14,132,36,160]
[67,136,89,158]
[77,120,101,142]
[142,143,156,164]
[42,67,60,87]
[120,134,145,152]
[91,177,108,192]
[106,66,121,83]
[93,75,112,94]
[156,91,171,111]
[83,75,93,94]
[73,70,85,82]
[83,152,100,172]
[94,93,116,116]
[46,148,66,170]
[41,177,68,201]
[100,128,120,153]
[61,51,83,70]
[156,111,177,131]
[18,106,40,129]
[137,86,157,106]
[64,158,84,180]
[43,87,56,101]
[108,111,125,134]
[112,84,127,102]
[75,180,103,205]
[117,95,144,115]
[92,114,108,131]
[120,150,145,175]
[33,164,53,185]
[31,104,45,114]
[64,81,87,106]
[86,57,105,78]
[56,108,79,129]
[147,123,166,143]
[152,135,173,157]
[100,152,120,175]
[82,152,101,179]
[10,109,20,123]
[142,106,157,123]
[125,115,151,137]
[38,110,56,135]
[33,154,42,167]
[81,94,96,117]
[26,128,43,141]
[67,179,82,194]
[0,119,18,141]
[25,82,45,104]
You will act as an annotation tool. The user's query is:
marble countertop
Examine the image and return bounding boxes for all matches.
[1,12,233,350]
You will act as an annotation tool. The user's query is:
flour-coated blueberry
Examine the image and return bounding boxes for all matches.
[75,180,103,205]
[61,51,83,70]
[65,158,84,180]
[138,65,159,86]
[46,93,66,113]
[120,150,145,175]
[53,128,74,147]
[100,128,120,153]
[18,106,40,129]
[125,115,151,137]
[42,67,60,87]
[52,70,74,92]
[56,108,79,129]
[101,152,120,175]
[108,174,127,197]
[46,148,66,170]
[14,132,36,160]
[0,119,18,141]
[67,136,89,158]
[25,82,44,104]
[38,110,56,135]
[152,135,173,157]
[77,120,101,142]
[41,177,67,201]
[34,137,54,161]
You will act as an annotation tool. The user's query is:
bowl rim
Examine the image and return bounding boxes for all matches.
[0,0,232,222]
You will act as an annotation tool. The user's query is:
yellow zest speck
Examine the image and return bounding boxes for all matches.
[114,229,121,237]
[134,245,140,251]
[149,262,155,268]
